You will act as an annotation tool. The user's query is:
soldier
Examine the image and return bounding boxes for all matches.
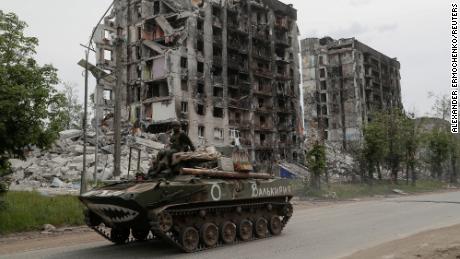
[169,121,195,153]
[149,121,195,177]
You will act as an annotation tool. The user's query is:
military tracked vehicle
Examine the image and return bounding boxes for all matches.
[79,150,294,252]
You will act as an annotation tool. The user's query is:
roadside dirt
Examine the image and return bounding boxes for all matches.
[0,227,105,255]
[345,224,460,259]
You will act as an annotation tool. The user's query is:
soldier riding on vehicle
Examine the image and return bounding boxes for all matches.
[148,121,195,178]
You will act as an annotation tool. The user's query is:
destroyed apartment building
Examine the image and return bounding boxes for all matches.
[301,37,402,149]
[85,0,303,168]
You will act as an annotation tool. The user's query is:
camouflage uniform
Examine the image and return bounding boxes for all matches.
[149,123,195,177]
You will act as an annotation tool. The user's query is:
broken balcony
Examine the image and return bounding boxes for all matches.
[252,48,271,61]
[255,140,273,150]
[143,56,167,81]
[252,29,270,42]
[277,122,293,131]
[254,85,273,96]
[250,0,268,10]
[276,84,294,97]
[228,98,251,110]
[144,80,170,103]
[255,103,272,113]
[212,75,223,86]
[275,71,292,81]
[238,120,252,130]
[275,34,289,47]
[255,122,274,131]
[275,16,289,31]
[254,68,273,79]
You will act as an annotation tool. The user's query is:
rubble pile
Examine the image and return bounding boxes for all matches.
[324,143,357,183]
[9,129,166,191]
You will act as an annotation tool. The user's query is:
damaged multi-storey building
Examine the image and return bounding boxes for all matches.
[87,0,303,170]
[301,37,402,149]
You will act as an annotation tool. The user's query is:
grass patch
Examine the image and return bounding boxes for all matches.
[0,191,84,235]
[304,180,447,200]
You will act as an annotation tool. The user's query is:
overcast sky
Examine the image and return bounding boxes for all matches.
[0,0,452,116]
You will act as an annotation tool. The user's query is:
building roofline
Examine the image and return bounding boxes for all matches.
[301,36,400,66]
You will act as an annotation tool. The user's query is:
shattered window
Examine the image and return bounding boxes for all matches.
[181,102,188,113]
[181,57,187,68]
[198,126,205,138]
[320,80,327,90]
[213,107,224,118]
[320,68,326,78]
[197,104,205,115]
[214,128,224,140]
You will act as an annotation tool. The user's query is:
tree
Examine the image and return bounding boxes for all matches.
[62,82,83,129]
[384,109,407,184]
[428,92,450,121]
[362,114,387,183]
[362,109,406,184]
[306,141,326,190]
[402,114,419,186]
[424,128,450,180]
[0,11,66,192]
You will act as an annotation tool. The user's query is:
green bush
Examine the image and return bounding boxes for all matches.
[0,192,84,234]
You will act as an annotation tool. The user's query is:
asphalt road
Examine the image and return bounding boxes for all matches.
[3,191,460,259]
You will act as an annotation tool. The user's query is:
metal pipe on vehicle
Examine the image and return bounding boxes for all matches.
[180,168,273,180]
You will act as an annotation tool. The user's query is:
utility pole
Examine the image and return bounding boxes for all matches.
[113,0,123,178]
[81,48,90,194]
[79,2,115,194]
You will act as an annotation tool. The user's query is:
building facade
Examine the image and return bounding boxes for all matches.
[90,0,303,168]
[301,37,402,149]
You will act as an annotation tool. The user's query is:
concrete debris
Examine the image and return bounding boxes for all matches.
[324,143,356,183]
[131,137,165,150]
[42,224,56,232]
[50,177,66,188]
[59,129,82,140]
[71,145,96,155]
[10,127,163,192]
[143,40,167,53]
[392,189,408,195]
[154,16,174,35]
[323,191,337,199]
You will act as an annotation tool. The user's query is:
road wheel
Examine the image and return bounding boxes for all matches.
[220,221,236,244]
[254,217,268,238]
[200,223,219,247]
[111,227,130,245]
[158,212,173,232]
[237,219,253,241]
[132,227,150,241]
[180,226,199,252]
[269,216,282,236]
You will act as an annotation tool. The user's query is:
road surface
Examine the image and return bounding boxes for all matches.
[3,191,460,259]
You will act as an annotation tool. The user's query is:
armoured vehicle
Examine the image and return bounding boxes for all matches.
[79,150,294,252]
